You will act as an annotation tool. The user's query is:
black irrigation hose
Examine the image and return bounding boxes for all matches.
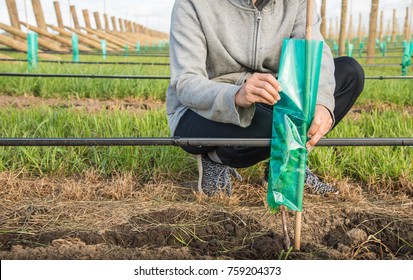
[0,59,170,66]
[0,72,170,79]
[366,76,413,80]
[1,72,412,80]
[0,59,405,68]
[361,64,401,67]
[0,48,170,57]
[0,137,412,147]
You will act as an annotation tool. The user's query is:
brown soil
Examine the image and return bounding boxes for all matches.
[0,172,412,260]
[0,95,165,112]
[0,96,412,259]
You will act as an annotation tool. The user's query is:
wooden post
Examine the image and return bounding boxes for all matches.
[0,34,27,51]
[335,16,339,41]
[31,0,47,30]
[111,16,118,32]
[5,0,20,31]
[339,0,348,56]
[94,12,102,30]
[386,19,391,39]
[70,5,80,30]
[118,18,124,32]
[367,0,379,64]
[0,22,67,52]
[53,1,64,28]
[21,22,92,51]
[104,14,110,31]
[392,9,397,43]
[328,18,333,40]
[358,13,363,42]
[404,7,410,41]
[348,14,353,43]
[124,20,130,32]
[379,10,384,41]
[48,25,109,50]
[83,10,92,29]
[320,0,327,38]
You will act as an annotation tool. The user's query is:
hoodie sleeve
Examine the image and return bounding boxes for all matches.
[169,0,256,127]
[291,0,336,124]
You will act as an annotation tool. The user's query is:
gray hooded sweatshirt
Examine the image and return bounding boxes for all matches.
[166,0,335,135]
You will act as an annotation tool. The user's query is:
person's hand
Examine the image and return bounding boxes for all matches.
[306,105,333,151]
[235,73,282,107]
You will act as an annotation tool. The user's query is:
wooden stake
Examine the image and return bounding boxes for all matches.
[5,0,21,31]
[280,206,291,250]
[293,0,315,252]
[70,5,80,30]
[320,0,326,38]
[0,22,67,52]
[21,22,92,51]
[118,18,124,32]
[367,0,379,64]
[379,10,384,41]
[392,9,397,43]
[31,0,47,30]
[404,7,410,41]
[104,14,110,31]
[53,1,64,28]
[358,13,363,42]
[83,10,92,30]
[111,16,118,32]
[339,0,348,56]
[94,12,102,30]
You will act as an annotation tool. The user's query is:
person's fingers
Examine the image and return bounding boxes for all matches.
[307,116,321,138]
[254,88,278,105]
[306,131,323,151]
[255,73,282,92]
[257,81,281,101]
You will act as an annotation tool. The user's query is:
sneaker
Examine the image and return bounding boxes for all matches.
[305,166,339,195]
[197,154,242,197]
[263,163,339,195]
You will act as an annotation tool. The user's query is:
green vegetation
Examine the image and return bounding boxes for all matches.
[0,55,170,100]
[0,50,412,187]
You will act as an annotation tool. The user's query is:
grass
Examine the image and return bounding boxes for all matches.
[0,50,412,187]
[0,55,170,100]
[0,103,411,187]
[0,107,193,180]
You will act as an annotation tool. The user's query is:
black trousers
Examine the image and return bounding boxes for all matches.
[174,57,365,168]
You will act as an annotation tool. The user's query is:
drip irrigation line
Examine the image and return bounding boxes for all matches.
[0,59,170,66]
[0,73,170,79]
[361,64,401,67]
[0,48,170,57]
[0,137,412,147]
[0,73,412,80]
[365,76,413,80]
[0,59,406,69]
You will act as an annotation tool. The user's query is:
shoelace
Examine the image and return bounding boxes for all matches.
[215,166,243,191]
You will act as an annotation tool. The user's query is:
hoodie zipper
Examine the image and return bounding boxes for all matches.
[252,11,262,70]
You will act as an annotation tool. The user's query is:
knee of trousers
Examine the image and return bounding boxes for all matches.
[335,57,365,84]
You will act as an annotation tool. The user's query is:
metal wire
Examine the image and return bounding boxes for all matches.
[0,59,170,66]
[0,137,412,147]
[0,73,170,79]
[361,64,401,67]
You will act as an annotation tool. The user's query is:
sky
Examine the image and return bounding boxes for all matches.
[0,0,412,34]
